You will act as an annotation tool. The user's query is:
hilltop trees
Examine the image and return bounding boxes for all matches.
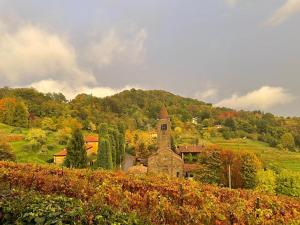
[64,128,87,168]
[0,98,29,127]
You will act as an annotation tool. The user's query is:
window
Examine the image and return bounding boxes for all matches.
[161,124,167,130]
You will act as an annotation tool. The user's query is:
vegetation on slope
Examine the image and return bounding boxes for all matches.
[1,161,300,224]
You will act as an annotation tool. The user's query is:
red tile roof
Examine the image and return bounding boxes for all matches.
[85,135,98,142]
[184,163,201,172]
[54,144,94,157]
[178,145,204,153]
[54,148,67,156]
[158,106,169,119]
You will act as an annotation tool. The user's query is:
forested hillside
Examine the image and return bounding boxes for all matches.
[0,87,299,151]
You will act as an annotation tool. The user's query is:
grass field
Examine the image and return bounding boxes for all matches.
[211,138,300,172]
[0,123,65,164]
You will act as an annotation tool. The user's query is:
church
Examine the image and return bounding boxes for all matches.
[126,106,203,178]
[147,106,184,177]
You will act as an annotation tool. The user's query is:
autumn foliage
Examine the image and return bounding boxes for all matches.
[0,161,300,224]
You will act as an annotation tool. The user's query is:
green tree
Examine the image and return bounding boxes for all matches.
[64,129,87,168]
[13,101,29,127]
[117,132,125,165]
[240,153,261,189]
[26,128,47,146]
[57,127,72,145]
[41,117,57,131]
[280,133,296,151]
[197,151,222,185]
[255,170,276,194]
[276,170,300,197]
[99,123,108,136]
[97,137,113,169]
[0,98,29,127]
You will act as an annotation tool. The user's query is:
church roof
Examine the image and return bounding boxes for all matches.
[159,106,169,119]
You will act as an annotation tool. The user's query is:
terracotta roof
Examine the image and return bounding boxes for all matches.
[54,148,67,156]
[178,145,204,153]
[184,163,201,172]
[85,135,98,142]
[158,106,169,119]
[54,144,94,157]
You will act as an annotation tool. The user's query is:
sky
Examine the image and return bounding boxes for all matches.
[0,0,299,116]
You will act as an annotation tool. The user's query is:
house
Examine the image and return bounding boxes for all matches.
[177,145,203,161]
[177,145,204,178]
[53,135,98,164]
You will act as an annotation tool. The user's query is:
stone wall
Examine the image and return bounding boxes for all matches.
[148,148,184,177]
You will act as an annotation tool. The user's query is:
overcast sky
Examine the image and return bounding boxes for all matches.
[0,0,299,116]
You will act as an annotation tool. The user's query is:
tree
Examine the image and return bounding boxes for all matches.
[117,132,125,165]
[99,123,108,136]
[41,117,57,131]
[13,101,29,127]
[26,129,47,146]
[57,127,72,145]
[64,129,87,168]
[280,133,296,151]
[240,153,261,189]
[0,141,16,161]
[295,135,300,148]
[255,170,276,194]
[0,98,29,127]
[276,170,300,197]
[97,137,113,169]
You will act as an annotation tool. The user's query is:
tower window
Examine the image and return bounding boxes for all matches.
[161,124,167,130]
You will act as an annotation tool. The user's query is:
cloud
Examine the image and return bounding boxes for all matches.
[86,28,147,67]
[215,86,294,110]
[267,0,300,26]
[195,88,218,101]
[29,79,142,99]
[0,21,147,99]
[225,0,238,6]
[0,23,95,85]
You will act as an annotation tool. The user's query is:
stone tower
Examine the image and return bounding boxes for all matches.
[157,106,171,149]
[147,106,184,177]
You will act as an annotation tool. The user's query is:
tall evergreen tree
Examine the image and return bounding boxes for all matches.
[117,132,125,165]
[97,137,113,169]
[64,128,87,168]
[99,123,108,136]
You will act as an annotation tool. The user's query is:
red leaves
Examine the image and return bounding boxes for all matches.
[0,161,300,224]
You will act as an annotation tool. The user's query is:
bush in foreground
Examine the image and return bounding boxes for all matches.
[0,161,300,224]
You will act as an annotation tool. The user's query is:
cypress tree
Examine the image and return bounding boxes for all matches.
[64,128,87,168]
[99,123,108,136]
[117,132,125,164]
[97,137,113,169]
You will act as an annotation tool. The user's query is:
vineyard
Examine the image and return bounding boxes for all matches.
[1,161,300,224]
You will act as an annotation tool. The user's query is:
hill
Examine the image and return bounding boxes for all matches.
[0,87,300,172]
[1,161,300,224]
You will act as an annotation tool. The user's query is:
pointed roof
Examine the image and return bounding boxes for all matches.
[158,106,169,119]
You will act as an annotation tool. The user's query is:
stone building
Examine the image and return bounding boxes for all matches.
[148,106,184,177]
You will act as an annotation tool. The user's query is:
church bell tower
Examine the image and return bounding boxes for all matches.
[157,106,171,149]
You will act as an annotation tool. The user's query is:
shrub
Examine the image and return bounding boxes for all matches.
[0,141,16,161]
[256,170,276,194]
[276,170,300,197]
